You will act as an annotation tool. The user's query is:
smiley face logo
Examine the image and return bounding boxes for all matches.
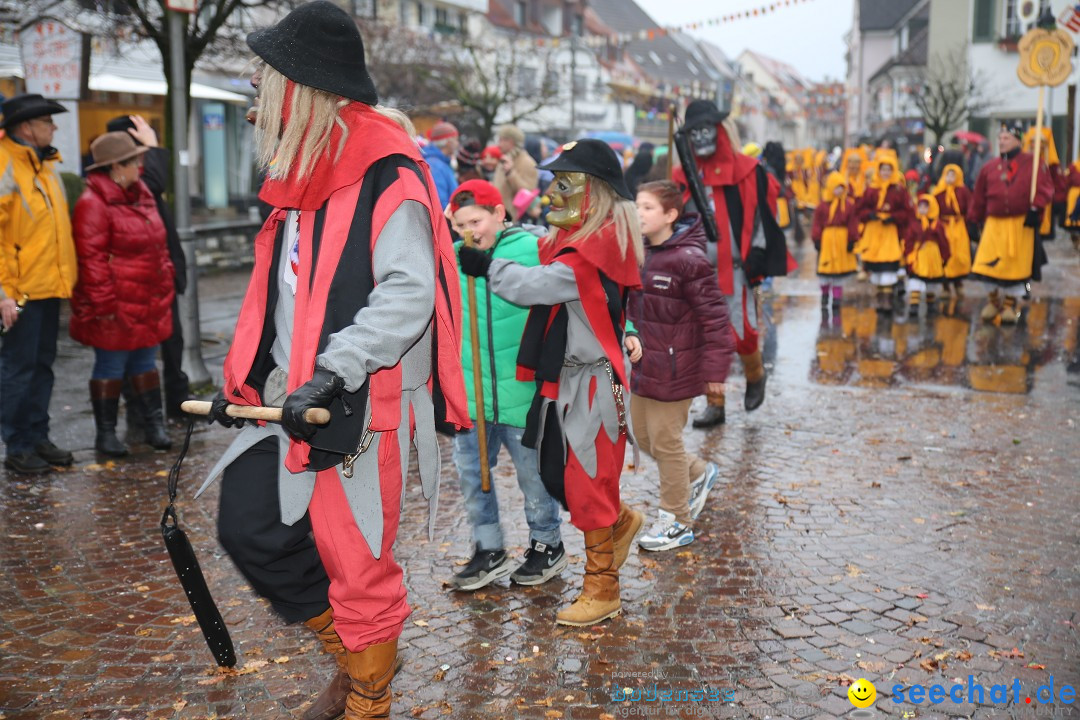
[848,678,877,708]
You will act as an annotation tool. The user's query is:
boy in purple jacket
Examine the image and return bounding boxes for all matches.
[628,181,734,550]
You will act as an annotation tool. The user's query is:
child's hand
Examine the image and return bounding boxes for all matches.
[706,382,725,396]
[624,335,642,363]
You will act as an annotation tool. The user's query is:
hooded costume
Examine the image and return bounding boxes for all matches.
[811,172,858,279]
[855,156,913,285]
[458,138,644,628]
[905,195,951,284]
[1022,126,1063,240]
[197,5,469,719]
[932,164,972,282]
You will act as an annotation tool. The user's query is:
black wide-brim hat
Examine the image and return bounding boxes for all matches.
[683,99,729,131]
[1,93,68,130]
[544,139,633,200]
[247,0,378,106]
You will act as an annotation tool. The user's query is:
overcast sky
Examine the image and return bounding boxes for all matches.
[632,0,854,82]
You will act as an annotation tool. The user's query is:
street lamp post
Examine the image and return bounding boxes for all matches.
[168,8,211,388]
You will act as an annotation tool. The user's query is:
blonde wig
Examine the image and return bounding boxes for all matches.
[255,64,416,180]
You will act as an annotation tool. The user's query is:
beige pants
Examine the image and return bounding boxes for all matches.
[630,396,708,525]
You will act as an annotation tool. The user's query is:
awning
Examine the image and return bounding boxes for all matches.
[90,74,249,103]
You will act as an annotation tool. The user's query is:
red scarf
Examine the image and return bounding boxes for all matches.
[540,223,642,289]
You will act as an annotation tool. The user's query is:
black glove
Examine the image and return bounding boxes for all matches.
[1024,207,1041,228]
[208,391,243,428]
[881,216,896,226]
[281,368,345,441]
[744,246,768,283]
[458,246,493,277]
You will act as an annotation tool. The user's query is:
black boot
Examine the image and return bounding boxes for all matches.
[692,389,726,428]
[90,379,128,457]
[130,370,172,450]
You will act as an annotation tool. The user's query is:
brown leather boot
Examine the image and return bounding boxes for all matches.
[741,350,767,411]
[611,503,644,570]
[556,527,620,627]
[344,639,397,719]
[302,609,349,720]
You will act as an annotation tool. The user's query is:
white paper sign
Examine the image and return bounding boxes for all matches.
[20,20,84,100]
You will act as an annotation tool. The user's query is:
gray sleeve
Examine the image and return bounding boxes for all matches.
[316,200,435,392]
[486,258,579,306]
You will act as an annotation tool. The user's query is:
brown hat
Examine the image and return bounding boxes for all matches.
[85,132,149,171]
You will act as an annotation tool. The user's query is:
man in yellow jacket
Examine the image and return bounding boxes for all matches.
[0,94,78,474]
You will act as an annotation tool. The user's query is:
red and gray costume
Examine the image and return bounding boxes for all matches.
[198,99,468,651]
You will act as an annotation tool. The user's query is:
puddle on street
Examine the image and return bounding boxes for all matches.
[799,296,1080,394]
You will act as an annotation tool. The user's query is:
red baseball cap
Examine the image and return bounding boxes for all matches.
[450,179,504,213]
[481,145,503,160]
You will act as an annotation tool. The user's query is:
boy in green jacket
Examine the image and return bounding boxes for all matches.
[449,180,565,590]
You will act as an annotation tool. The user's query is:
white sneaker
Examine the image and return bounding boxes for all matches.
[638,509,694,552]
[688,462,720,520]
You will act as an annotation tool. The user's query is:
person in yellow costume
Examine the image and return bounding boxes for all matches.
[903,194,951,316]
[810,172,858,309]
[932,164,972,299]
[841,148,869,199]
[790,151,812,209]
[854,155,913,312]
[968,121,1054,324]
[1063,158,1080,250]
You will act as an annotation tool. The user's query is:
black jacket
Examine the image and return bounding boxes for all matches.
[140,147,187,294]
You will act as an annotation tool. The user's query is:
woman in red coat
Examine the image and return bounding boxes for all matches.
[70,132,174,456]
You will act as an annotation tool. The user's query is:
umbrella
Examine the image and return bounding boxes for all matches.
[952,130,987,145]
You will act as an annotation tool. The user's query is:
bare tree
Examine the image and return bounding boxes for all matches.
[4,0,294,146]
[443,36,560,145]
[357,19,454,111]
[909,46,992,146]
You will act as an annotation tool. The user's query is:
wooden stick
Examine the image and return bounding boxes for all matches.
[1031,84,1046,205]
[667,103,676,181]
[463,230,492,493]
[181,400,330,425]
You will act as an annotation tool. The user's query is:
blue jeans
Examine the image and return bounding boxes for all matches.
[453,424,562,551]
[91,346,158,380]
[1,299,59,454]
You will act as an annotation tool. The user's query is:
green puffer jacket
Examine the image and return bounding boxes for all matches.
[456,227,540,427]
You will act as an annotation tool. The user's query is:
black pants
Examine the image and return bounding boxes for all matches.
[161,296,189,414]
[217,438,330,623]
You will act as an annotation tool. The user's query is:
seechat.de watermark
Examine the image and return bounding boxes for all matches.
[891,675,1076,707]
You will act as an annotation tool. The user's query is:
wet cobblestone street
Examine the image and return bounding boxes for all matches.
[1,238,1078,720]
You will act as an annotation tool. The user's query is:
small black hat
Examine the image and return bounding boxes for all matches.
[247,0,378,106]
[1,93,68,130]
[683,99,729,131]
[1001,119,1025,141]
[543,139,633,200]
[106,115,136,134]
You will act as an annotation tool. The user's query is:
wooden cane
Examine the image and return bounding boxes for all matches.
[1031,85,1046,205]
[463,230,492,493]
[181,400,330,425]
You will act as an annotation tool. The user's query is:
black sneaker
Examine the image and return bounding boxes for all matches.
[510,540,567,586]
[35,440,73,467]
[451,545,514,591]
[4,453,52,475]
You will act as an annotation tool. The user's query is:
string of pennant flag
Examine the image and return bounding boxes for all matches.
[531,0,821,48]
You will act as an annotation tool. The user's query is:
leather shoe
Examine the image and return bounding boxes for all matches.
[35,440,73,466]
[5,453,52,475]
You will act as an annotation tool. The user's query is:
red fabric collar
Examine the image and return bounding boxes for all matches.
[259,92,423,211]
[540,225,641,289]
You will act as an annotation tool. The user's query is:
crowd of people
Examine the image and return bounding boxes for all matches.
[782,122,1068,322]
[0,3,1073,719]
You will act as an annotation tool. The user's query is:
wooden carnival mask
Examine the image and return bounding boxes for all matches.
[547,171,590,229]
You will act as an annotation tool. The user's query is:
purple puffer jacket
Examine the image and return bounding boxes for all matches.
[628,214,735,402]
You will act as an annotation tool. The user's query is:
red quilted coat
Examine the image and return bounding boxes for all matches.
[69,173,174,351]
